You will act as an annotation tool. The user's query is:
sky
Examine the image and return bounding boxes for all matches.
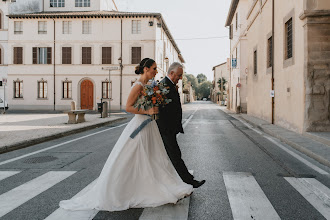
[116,0,231,81]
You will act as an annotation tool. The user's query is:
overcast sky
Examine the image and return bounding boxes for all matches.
[116,0,231,81]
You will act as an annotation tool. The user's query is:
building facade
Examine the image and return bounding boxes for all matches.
[225,0,249,113]
[226,0,330,133]
[211,62,229,104]
[2,0,185,111]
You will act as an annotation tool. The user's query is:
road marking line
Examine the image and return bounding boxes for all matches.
[0,123,128,166]
[223,172,281,220]
[0,171,75,218]
[45,179,98,220]
[265,136,329,175]
[139,170,193,220]
[285,177,330,219]
[0,171,21,181]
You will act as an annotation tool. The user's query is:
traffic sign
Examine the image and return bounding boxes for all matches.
[2,78,7,85]
[236,83,241,88]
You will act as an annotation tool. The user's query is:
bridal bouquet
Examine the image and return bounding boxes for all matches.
[134,80,172,120]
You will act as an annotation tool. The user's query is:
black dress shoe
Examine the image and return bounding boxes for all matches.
[192,179,206,188]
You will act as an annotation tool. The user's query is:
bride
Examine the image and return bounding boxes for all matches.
[59,58,193,212]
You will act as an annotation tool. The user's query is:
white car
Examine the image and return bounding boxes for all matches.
[202,98,207,101]
[0,98,8,110]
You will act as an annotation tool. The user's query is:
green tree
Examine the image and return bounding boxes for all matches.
[196,73,207,84]
[186,74,198,89]
[217,77,227,91]
[197,81,212,99]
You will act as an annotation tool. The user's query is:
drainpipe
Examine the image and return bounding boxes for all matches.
[271,0,275,124]
[53,19,56,111]
[120,18,123,110]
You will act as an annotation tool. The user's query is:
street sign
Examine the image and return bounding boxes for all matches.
[236,83,241,88]
[270,90,275,97]
[2,78,7,86]
[102,67,119,70]
[232,58,237,68]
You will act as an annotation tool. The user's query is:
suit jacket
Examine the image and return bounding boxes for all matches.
[156,77,184,134]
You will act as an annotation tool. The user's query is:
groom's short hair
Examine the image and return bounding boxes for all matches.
[167,62,183,75]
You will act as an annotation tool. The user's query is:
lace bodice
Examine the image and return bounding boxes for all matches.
[132,81,144,88]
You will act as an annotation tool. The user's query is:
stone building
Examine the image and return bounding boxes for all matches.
[225,0,249,113]
[226,0,330,133]
[1,0,185,111]
[211,62,229,104]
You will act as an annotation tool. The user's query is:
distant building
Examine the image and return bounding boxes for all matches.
[1,0,185,111]
[211,62,229,104]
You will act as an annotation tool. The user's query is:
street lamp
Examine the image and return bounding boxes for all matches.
[102,66,119,117]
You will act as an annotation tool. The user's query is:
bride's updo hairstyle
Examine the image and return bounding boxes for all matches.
[135,58,155,75]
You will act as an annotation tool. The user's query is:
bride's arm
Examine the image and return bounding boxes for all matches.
[125,85,159,115]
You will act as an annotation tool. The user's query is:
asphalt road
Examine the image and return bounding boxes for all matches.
[1,101,330,220]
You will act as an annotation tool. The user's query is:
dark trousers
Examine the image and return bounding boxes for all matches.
[159,131,194,184]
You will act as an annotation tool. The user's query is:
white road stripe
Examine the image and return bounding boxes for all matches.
[223,172,281,220]
[285,177,330,219]
[0,171,75,218]
[0,171,21,181]
[0,123,128,166]
[139,170,194,220]
[265,136,329,175]
[45,179,98,220]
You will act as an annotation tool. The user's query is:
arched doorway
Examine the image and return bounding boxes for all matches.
[80,79,93,110]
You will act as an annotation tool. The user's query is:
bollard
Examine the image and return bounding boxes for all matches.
[102,101,108,118]
[71,101,76,110]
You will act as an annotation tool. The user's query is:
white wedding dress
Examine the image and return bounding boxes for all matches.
[59,82,193,212]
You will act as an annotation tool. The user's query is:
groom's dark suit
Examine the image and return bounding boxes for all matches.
[156,77,194,184]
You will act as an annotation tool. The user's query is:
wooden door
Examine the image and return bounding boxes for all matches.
[81,80,93,110]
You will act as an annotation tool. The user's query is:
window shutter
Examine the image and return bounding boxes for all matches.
[32,47,37,64]
[47,47,52,64]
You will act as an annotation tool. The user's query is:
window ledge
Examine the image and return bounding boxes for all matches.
[61,98,73,100]
[13,98,24,100]
[266,66,272,74]
[37,98,48,100]
[283,57,294,68]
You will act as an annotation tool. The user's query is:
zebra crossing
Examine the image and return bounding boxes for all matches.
[0,170,330,219]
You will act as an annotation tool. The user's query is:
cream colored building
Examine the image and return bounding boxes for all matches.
[225,0,249,113]
[228,0,330,133]
[3,0,185,111]
[211,62,229,104]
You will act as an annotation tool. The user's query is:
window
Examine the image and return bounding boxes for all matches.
[14,80,23,98]
[236,13,238,30]
[132,20,141,34]
[254,50,257,75]
[82,20,91,34]
[102,47,112,64]
[229,24,233,39]
[33,47,52,64]
[63,80,72,99]
[62,21,72,34]
[14,21,23,34]
[285,18,293,59]
[267,36,273,68]
[131,47,141,64]
[13,47,23,64]
[38,21,47,34]
[0,13,2,29]
[37,79,47,99]
[102,81,112,99]
[82,47,91,64]
[75,0,90,7]
[62,47,71,64]
[50,0,65,7]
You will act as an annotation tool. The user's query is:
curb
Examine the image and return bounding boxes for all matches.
[238,115,330,168]
[0,117,126,154]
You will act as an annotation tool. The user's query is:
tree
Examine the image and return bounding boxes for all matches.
[186,74,198,89]
[196,73,207,84]
[197,81,212,99]
[217,77,227,91]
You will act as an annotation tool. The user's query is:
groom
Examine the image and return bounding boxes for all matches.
[157,62,205,188]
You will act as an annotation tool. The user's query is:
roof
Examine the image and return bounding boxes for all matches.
[225,0,239,27]
[8,11,185,63]
[212,62,227,70]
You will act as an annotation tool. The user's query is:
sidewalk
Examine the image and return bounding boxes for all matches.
[220,106,330,168]
[0,112,126,153]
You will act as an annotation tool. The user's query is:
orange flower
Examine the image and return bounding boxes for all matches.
[152,96,157,104]
[153,86,159,91]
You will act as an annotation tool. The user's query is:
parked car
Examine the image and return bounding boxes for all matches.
[202,98,207,101]
[0,98,8,110]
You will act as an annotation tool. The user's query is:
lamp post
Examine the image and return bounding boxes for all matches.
[102,66,119,117]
